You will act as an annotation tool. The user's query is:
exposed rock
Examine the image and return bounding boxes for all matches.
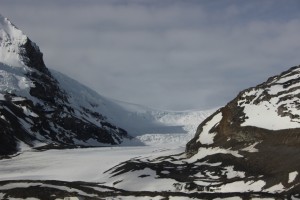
[183,65,300,193]
[0,15,130,156]
[104,65,300,197]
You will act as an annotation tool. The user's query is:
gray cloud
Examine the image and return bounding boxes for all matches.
[1,0,300,110]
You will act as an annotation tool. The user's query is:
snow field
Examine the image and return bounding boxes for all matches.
[0,146,184,182]
[241,96,300,130]
[51,69,214,138]
[240,68,300,130]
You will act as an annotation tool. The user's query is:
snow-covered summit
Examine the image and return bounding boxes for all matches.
[0,16,36,102]
[0,15,48,74]
[0,15,25,39]
[0,15,29,68]
[0,15,131,156]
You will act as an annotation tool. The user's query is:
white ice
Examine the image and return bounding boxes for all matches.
[241,90,300,130]
[197,111,222,145]
[0,146,184,182]
[288,171,298,183]
[51,70,215,138]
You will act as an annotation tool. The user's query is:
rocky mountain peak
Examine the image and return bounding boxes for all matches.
[0,15,130,157]
[0,15,48,74]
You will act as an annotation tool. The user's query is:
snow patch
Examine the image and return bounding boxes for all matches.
[288,171,298,183]
[8,198,40,200]
[224,166,245,179]
[241,98,300,130]
[264,182,285,193]
[60,198,82,200]
[215,180,266,193]
[0,15,28,68]
[105,196,163,200]
[0,182,41,190]
[240,69,300,130]
[241,142,259,153]
[187,147,243,163]
[21,106,38,117]
[197,112,222,145]
[213,197,242,200]
[0,114,7,121]
[17,140,31,151]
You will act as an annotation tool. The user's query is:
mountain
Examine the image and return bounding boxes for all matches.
[187,65,300,156]
[51,69,213,138]
[0,15,136,156]
[103,65,300,199]
[52,69,214,146]
[2,14,300,199]
[0,15,213,157]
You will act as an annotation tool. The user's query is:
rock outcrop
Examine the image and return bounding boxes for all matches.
[104,66,300,198]
[187,66,300,157]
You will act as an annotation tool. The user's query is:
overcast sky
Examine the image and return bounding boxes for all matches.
[1,0,300,110]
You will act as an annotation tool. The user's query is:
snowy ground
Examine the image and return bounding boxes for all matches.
[0,103,213,184]
[0,144,185,182]
[0,67,215,184]
[0,102,214,183]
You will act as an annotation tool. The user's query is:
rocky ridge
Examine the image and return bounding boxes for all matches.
[102,65,300,198]
[187,65,300,156]
[0,15,129,157]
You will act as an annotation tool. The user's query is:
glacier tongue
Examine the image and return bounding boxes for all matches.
[137,133,193,146]
[51,69,215,139]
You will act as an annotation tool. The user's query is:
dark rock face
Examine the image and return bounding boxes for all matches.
[0,180,294,199]
[184,65,300,193]
[0,16,130,157]
[187,65,300,156]
[21,38,49,74]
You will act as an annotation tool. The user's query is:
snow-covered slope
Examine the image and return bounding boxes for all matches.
[187,65,300,157]
[102,65,300,198]
[0,15,28,68]
[52,69,214,146]
[240,67,300,130]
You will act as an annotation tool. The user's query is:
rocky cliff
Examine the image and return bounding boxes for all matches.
[0,15,129,157]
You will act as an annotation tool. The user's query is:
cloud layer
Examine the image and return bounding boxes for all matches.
[1,0,300,110]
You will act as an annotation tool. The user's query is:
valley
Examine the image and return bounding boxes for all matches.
[1,7,300,199]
